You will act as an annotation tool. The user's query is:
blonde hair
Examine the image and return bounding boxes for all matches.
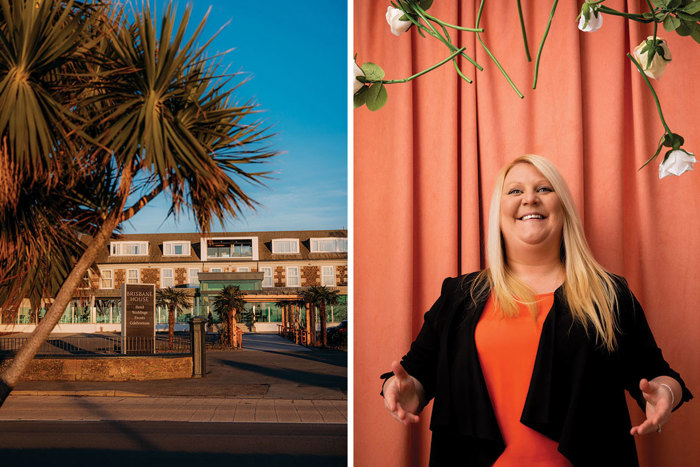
[472,154,620,351]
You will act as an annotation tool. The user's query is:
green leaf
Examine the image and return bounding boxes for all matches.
[643,11,654,19]
[677,11,698,21]
[668,0,681,9]
[650,0,666,6]
[365,83,388,111]
[399,14,410,21]
[684,2,700,14]
[676,21,692,35]
[663,15,681,31]
[361,62,385,81]
[419,0,434,10]
[353,86,368,109]
[690,24,700,43]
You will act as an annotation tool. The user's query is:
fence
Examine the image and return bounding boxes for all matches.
[0,334,191,356]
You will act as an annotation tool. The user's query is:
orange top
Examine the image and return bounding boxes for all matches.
[475,293,571,467]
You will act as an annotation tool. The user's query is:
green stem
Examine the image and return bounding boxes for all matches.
[516,0,532,62]
[533,0,559,89]
[452,58,473,84]
[365,47,468,84]
[476,0,523,98]
[597,5,652,22]
[417,7,484,32]
[627,53,671,134]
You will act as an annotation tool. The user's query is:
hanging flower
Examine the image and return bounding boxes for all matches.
[577,2,603,32]
[353,60,365,94]
[632,36,672,80]
[659,149,696,179]
[386,6,412,36]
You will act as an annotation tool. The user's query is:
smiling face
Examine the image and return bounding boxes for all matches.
[499,162,564,258]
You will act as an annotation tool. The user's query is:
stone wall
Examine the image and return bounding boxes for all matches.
[175,268,187,285]
[274,266,285,287]
[141,268,159,285]
[337,265,348,286]
[302,266,319,287]
[10,356,192,381]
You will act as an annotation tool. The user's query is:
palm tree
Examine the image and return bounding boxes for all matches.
[156,288,192,350]
[0,1,276,405]
[212,285,245,348]
[301,286,339,348]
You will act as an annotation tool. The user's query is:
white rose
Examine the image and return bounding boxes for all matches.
[659,149,696,179]
[577,4,603,32]
[353,60,364,94]
[632,36,672,80]
[386,6,411,36]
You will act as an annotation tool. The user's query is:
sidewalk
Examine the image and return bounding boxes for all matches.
[2,334,347,424]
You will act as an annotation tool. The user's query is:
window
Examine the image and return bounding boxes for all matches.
[163,241,190,256]
[272,239,299,254]
[100,270,113,289]
[210,268,222,273]
[310,238,347,253]
[322,266,335,286]
[286,267,299,287]
[237,267,250,272]
[207,239,253,258]
[261,267,273,287]
[110,241,148,256]
[127,269,139,284]
[161,268,174,288]
[189,268,200,286]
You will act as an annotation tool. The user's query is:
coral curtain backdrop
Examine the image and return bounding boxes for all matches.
[353,0,699,466]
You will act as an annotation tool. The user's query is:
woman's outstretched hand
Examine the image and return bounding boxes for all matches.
[630,378,675,436]
[383,361,423,425]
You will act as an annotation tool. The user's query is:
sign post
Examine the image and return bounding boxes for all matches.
[121,284,156,354]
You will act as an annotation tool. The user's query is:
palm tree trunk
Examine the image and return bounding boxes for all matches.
[320,302,327,348]
[0,212,121,404]
[227,310,235,348]
[168,306,175,350]
[305,301,312,346]
[0,169,134,407]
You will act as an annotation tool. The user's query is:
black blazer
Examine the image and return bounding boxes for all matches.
[391,272,693,466]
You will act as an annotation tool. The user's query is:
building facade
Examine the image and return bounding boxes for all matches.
[1,230,348,333]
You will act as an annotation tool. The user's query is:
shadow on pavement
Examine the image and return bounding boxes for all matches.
[0,450,345,467]
[218,359,346,390]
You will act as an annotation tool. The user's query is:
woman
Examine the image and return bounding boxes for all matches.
[381,155,692,466]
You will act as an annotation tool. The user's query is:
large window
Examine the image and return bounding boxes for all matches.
[189,268,200,286]
[322,266,335,286]
[286,267,299,287]
[110,241,148,256]
[100,270,113,289]
[161,268,174,288]
[261,267,273,287]
[163,241,190,256]
[237,267,250,272]
[127,269,139,284]
[272,239,299,254]
[310,238,347,253]
[207,239,253,258]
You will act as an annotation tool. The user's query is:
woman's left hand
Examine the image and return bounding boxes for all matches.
[630,378,674,436]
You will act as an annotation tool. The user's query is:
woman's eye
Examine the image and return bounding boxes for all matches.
[507,189,522,195]
[537,187,553,193]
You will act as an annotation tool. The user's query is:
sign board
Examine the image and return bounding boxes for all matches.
[121,283,155,354]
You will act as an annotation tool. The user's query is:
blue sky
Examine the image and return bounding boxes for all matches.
[121,0,348,234]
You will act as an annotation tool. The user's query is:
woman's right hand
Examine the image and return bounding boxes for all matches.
[383,360,423,424]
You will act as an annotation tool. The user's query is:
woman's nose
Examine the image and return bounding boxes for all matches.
[522,191,539,204]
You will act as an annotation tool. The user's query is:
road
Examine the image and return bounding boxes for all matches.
[0,421,346,467]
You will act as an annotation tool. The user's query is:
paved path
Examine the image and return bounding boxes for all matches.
[0,395,346,424]
[1,333,347,424]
